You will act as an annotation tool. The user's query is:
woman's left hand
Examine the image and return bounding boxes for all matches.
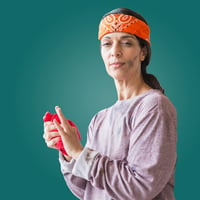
[53,106,83,160]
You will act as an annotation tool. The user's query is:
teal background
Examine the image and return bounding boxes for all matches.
[2,0,199,199]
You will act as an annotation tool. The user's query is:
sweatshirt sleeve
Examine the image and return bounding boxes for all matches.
[58,152,87,199]
[71,96,177,200]
[58,115,98,199]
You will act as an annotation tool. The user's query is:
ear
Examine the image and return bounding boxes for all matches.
[140,46,147,61]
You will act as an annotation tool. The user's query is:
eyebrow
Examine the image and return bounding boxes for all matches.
[102,35,137,40]
[120,35,136,39]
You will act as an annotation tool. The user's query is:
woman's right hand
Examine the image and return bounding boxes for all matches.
[43,121,60,148]
[43,121,72,161]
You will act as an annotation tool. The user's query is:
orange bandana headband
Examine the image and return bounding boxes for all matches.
[98,14,150,44]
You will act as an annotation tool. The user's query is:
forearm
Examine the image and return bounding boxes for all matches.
[59,153,87,199]
[71,147,176,200]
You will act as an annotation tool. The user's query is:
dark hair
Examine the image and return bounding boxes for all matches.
[102,8,164,94]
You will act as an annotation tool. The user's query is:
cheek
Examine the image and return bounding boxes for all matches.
[127,60,134,67]
[100,52,110,73]
[101,51,109,65]
[127,55,138,67]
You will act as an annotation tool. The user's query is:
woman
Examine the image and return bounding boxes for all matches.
[43,8,177,200]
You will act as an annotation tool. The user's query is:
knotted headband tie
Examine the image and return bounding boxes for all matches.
[98,14,150,44]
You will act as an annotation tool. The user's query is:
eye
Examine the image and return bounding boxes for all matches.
[121,41,132,46]
[101,42,112,47]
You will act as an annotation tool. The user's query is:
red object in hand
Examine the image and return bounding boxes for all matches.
[43,112,81,155]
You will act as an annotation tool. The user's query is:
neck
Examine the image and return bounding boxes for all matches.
[114,77,151,101]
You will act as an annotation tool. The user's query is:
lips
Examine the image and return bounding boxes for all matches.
[109,62,125,68]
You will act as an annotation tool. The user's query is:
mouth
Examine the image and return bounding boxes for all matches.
[109,62,125,69]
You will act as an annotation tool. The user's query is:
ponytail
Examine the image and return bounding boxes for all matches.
[137,36,165,94]
[141,66,165,94]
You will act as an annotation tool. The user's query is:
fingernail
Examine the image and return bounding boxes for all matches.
[55,106,60,110]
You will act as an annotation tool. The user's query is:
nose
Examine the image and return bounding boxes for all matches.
[111,43,122,57]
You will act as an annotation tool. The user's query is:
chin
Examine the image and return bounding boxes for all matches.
[109,73,127,81]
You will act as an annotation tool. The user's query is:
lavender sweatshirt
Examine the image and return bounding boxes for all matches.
[59,89,177,200]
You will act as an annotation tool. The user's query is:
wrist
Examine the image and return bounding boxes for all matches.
[63,154,72,162]
[73,147,84,160]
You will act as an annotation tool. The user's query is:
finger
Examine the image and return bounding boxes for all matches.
[44,123,57,132]
[55,106,71,130]
[53,118,66,136]
[44,121,54,127]
[46,137,60,149]
[43,131,60,141]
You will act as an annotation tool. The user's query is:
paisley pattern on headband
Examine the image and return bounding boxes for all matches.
[98,14,150,44]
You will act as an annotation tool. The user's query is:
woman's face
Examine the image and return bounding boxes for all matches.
[100,32,145,82]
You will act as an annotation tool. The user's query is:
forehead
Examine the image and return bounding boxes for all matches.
[101,32,137,40]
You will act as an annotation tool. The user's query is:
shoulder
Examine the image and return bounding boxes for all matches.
[129,90,177,131]
[138,90,175,112]
[88,106,111,127]
[138,89,174,109]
